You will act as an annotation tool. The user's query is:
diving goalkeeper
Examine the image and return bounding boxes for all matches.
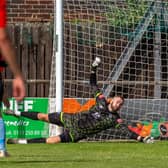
[5,57,153,144]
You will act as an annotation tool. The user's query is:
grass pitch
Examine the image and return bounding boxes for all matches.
[0,141,168,168]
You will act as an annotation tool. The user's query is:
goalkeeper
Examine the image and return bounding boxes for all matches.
[5,57,153,144]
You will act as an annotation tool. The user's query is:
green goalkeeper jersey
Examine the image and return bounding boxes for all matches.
[60,67,121,141]
[58,64,140,142]
[62,94,121,141]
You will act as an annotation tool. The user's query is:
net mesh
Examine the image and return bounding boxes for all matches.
[49,0,168,140]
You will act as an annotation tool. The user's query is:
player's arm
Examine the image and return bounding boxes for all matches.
[0,1,25,101]
[0,29,23,78]
[113,105,154,143]
[116,121,154,143]
[90,57,102,98]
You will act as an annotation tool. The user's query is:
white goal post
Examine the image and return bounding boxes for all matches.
[49,0,64,136]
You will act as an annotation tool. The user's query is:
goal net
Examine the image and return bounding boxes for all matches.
[49,0,168,140]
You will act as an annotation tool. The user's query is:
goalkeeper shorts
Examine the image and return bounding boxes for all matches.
[48,112,64,126]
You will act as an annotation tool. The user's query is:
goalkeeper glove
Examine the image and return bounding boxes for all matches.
[137,136,154,144]
[92,57,101,67]
[143,136,154,144]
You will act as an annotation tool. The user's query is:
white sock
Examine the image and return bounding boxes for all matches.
[15,111,21,116]
[18,139,27,144]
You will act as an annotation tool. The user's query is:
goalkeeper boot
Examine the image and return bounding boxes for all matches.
[143,136,154,144]
[7,139,19,144]
[3,109,20,117]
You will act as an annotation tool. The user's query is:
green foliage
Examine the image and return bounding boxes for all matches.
[105,0,149,27]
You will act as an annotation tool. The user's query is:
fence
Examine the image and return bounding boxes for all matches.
[4,23,53,97]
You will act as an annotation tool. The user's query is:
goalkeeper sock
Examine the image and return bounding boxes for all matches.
[0,118,6,151]
[15,111,21,116]
[27,138,46,143]
[21,112,39,120]
[12,138,47,144]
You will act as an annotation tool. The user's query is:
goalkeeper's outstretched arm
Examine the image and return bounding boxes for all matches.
[90,57,101,97]
[117,123,154,143]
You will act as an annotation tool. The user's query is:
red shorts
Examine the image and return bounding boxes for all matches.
[0,0,6,28]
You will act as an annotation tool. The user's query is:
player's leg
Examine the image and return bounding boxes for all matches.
[0,81,5,157]
[25,136,62,144]
[7,136,61,144]
[0,80,9,157]
[43,130,73,143]
[4,110,49,121]
[0,118,7,157]
[4,110,64,126]
[7,130,73,144]
[21,112,49,122]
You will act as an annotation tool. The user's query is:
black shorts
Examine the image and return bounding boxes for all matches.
[48,112,74,142]
[59,129,85,143]
[48,112,86,142]
[48,112,64,126]
[59,129,73,142]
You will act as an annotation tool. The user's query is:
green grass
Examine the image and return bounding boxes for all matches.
[1,141,168,168]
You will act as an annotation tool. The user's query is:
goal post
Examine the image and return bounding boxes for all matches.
[49,0,168,140]
[49,0,64,136]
